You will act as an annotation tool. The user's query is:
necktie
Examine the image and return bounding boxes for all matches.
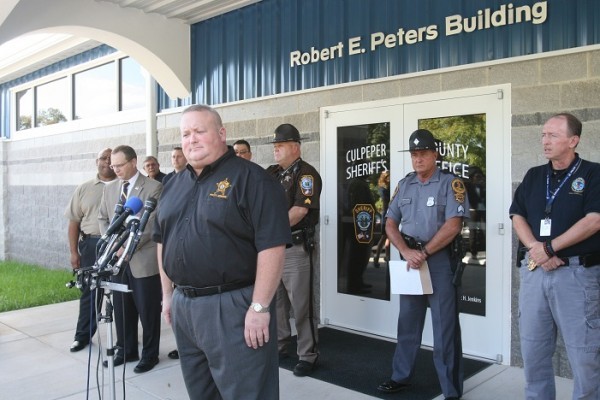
[120,181,129,204]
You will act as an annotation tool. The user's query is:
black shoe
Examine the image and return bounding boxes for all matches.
[445,397,460,400]
[293,360,317,377]
[133,357,159,373]
[168,349,179,359]
[377,379,410,393]
[70,340,88,352]
[103,354,139,368]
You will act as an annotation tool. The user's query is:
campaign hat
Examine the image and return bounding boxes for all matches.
[401,129,438,151]
[271,123,301,143]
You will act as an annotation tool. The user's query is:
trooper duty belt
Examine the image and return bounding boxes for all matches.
[401,233,426,250]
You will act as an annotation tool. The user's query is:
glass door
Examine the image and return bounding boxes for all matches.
[321,104,403,337]
[321,86,511,363]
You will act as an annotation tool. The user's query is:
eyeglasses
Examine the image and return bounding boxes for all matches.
[110,160,131,170]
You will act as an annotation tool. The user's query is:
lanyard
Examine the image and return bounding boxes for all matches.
[545,158,581,215]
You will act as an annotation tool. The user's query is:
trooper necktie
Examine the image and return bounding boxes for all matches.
[120,181,129,204]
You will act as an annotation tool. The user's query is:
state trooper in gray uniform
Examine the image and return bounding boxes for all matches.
[377,129,469,400]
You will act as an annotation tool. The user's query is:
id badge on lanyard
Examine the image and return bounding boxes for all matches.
[543,158,581,237]
[540,218,551,237]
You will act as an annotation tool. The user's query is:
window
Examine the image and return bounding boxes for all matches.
[16,88,33,130]
[74,62,117,119]
[121,57,145,110]
[12,55,146,134]
[35,78,69,127]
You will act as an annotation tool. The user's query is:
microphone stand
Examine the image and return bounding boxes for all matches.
[71,199,155,400]
[89,228,134,400]
[97,278,130,400]
[95,215,147,400]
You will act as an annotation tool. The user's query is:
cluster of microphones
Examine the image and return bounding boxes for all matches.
[67,196,157,291]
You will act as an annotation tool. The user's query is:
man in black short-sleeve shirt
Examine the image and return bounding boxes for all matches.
[153,105,291,400]
[509,113,600,399]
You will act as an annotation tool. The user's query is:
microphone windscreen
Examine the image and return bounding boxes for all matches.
[124,196,143,214]
[145,197,158,211]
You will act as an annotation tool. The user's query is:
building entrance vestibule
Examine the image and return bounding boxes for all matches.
[320,86,512,362]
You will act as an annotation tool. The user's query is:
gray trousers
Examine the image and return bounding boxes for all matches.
[391,253,463,398]
[519,256,600,400]
[276,243,319,363]
[172,285,279,400]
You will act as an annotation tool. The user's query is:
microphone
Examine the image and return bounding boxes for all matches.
[114,217,141,272]
[120,198,158,265]
[100,196,143,242]
[136,198,158,237]
[97,199,127,255]
[109,199,125,226]
[97,225,132,271]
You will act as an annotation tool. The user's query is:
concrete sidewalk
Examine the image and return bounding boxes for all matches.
[0,300,573,399]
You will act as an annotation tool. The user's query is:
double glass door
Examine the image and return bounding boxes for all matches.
[320,86,511,362]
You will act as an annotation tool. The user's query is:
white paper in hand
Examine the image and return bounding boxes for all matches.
[389,260,433,295]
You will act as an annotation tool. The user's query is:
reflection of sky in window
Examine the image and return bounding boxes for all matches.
[17,88,33,130]
[75,62,116,119]
[16,57,146,131]
[36,78,69,126]
[122,57,146,110]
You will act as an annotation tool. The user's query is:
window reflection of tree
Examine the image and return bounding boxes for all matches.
[465,166,486,259]
[373,171,390,268]
[419,114,486,260]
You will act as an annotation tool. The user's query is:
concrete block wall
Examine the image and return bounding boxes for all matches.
[2,116,149,269]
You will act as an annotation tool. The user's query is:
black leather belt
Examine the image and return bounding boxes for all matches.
[178,281,252,298]
[80,233,101,240]
[559,253,600,268]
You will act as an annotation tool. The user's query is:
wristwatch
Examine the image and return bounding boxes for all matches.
[250,302,270,313]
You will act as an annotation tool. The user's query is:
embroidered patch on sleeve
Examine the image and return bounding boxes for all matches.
[300,175,314,196]
[451,178,466,203]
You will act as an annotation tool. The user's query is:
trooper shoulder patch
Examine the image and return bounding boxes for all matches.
[300,175,314,196]
[451,178,466,203]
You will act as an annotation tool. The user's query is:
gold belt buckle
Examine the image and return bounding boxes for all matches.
[527,258,537,271]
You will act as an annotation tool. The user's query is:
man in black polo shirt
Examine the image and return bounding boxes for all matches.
[153,105,291,400]
[510,112,600,399]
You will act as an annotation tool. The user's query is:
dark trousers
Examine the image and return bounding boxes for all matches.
[172,285,279,400]
[112,266,162,360]
[391,253,464,398]
[74,237,102,342]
